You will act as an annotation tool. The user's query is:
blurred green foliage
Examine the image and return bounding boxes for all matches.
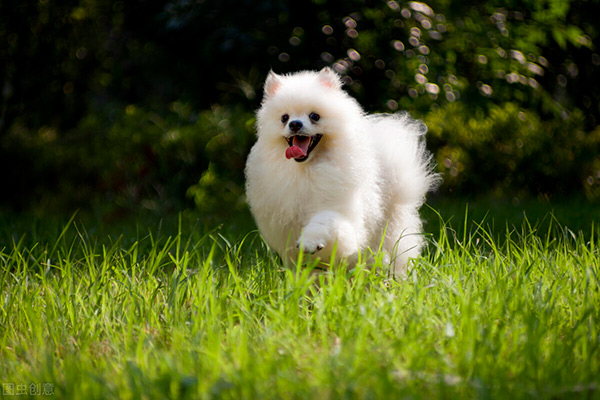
[427,103,598,197]
[1,0,599,216]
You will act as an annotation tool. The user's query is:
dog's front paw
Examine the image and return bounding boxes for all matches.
[296,230,326,254]
[296,212,339,255]
[296,239,325,254]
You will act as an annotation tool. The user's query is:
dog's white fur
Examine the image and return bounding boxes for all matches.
[245,68,438,274]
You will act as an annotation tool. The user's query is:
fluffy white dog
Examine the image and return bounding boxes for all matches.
[245,68,438,274]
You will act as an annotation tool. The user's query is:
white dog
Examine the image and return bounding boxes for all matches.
[245,68,438,274]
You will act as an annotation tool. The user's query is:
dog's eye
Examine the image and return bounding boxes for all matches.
[309,112,320,122]
[281,114,289,124]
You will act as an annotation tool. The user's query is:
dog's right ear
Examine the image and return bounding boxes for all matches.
[264,71,282,99]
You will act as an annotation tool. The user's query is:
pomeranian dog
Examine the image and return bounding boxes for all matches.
[245,68,439,274]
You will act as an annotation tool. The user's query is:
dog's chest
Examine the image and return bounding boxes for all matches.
[257,161,348,217]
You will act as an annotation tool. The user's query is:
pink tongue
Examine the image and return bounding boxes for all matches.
[285,136,311,159]
[286,146,304,159]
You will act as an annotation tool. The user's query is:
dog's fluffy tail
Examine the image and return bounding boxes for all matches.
[368,112,440,207]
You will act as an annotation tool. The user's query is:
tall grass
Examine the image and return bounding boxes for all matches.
[0,210,598,399]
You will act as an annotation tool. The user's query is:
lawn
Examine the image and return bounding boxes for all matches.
[1,198,599,399]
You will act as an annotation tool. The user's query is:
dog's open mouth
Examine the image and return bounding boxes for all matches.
[285,134,323,162]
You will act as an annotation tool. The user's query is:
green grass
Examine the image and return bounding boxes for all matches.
[1,202,599,399]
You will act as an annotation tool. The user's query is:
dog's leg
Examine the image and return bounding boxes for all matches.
[297,210,359,256]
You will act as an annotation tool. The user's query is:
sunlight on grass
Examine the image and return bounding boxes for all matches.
[0,212,598,399]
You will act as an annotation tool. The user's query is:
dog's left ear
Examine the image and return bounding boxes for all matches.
[264,70,282,99]
[318,67,342,90]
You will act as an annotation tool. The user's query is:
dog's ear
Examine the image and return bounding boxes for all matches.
[264,70,282,98]
[318,67,342,90]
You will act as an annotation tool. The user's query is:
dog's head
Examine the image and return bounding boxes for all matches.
[256,68,363,163]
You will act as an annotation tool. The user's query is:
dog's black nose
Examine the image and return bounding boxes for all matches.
[289,120,303,132]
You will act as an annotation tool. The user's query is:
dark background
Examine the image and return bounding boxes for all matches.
[2,0,599,219]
